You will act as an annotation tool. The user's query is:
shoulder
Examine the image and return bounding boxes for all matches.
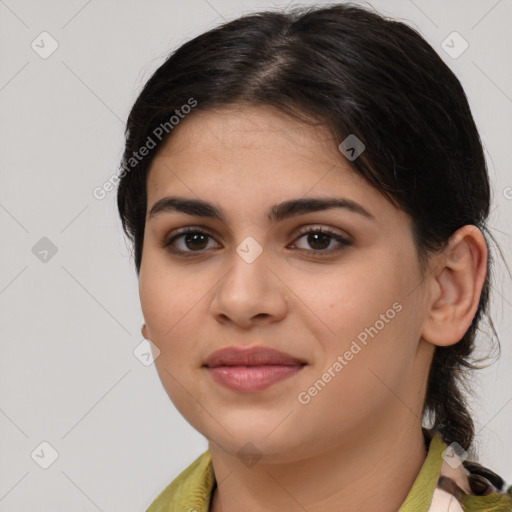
[145,450,215,512]
[426,430,512,512]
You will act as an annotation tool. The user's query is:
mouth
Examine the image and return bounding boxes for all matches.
[203,345,307,392]
[203,345,307,367]
[203,346,307,393]
[204,364,305,392]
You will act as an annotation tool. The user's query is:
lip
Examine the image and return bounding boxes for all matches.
[203,346,307,393]
[203,346,307,367]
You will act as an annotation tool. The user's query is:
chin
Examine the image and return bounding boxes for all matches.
[209,434,316,466]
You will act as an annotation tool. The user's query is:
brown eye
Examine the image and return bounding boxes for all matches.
[162,228,219,255]
[181,232,210,251]
[290,227,352,254]
[304,232,332,250]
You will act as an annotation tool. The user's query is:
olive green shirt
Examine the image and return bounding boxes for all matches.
[146,431,512,511]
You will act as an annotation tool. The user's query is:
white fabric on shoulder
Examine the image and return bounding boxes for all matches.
[427,488,464,512]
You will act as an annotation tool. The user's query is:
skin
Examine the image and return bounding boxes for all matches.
[139,105,488,512]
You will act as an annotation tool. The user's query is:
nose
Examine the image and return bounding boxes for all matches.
[209,245,289,329]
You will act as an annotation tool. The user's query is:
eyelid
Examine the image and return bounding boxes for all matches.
[159,226,217,250]
[293,224,352,243]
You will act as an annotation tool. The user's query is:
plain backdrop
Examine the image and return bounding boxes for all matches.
[0,0,511,510]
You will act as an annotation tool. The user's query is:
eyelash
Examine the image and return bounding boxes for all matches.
[161,226,352,258]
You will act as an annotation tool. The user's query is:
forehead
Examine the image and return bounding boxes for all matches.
[144,105,403,230]
[157,104,335,152]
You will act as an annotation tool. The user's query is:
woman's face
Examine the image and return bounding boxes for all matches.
[139,105,434,462]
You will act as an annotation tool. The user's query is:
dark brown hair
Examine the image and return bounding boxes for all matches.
[117,2,504,453]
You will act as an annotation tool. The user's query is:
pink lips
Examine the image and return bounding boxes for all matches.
[203,346,306,392]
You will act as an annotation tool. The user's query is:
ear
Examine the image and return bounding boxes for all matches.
[421,225,488,347]
[141,323,149,339]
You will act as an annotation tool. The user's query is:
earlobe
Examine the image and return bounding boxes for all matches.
[421,225,488,347]
[141,323,149,339]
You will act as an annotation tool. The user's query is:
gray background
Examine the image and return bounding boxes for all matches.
[0,0,511,510]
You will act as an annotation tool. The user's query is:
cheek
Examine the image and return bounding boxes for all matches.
[139,261,201,342]
[299,250,420,376]
[139,269,206,401]
[293,256,403,339]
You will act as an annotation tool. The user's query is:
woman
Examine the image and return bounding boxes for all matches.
[116,3,512,511]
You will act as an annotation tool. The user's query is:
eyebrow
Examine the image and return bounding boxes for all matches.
[148,196,375,223]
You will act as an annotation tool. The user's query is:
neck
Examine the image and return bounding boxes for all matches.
[208,414,428,512]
